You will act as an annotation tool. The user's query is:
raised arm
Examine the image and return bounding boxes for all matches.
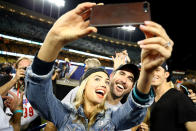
[25,2,98,128]
[0,68,25,96]
[137,21,174,94]
[112,21,174,130]
[37,2,97,62]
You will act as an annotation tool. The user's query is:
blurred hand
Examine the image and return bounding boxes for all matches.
[138,122,149,131]
[112,52,129,70]
[14,68,25,81]
[2,91,24,112]
[188,89,196,103]
[122,50,131,63]
[138,21,174,72]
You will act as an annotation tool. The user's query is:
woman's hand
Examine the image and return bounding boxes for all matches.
[138,21,174,72]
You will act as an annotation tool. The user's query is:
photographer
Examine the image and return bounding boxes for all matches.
[4,57,41,131]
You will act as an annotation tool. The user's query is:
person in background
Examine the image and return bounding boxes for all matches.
[84,58,101,72]
[0,70,24,130]
[5,57,41,131]
[150,62,196,131]
[177,81,196,104]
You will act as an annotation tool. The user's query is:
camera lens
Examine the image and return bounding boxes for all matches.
[143,2,148,13]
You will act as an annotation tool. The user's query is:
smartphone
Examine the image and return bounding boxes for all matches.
[90,1,151,27]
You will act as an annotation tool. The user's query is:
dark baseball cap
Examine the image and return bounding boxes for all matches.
[114,63,139,82]
[79,67,109,84]
[161,62,169,71]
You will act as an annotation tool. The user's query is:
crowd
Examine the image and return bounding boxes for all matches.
[0,2,196,131]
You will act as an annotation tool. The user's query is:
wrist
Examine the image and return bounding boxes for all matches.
[13,77,19,83]
[13,109,23,115]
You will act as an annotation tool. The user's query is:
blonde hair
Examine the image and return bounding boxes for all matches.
[15,57,32,69]
[84,58,101,69]
[73,76,106,129]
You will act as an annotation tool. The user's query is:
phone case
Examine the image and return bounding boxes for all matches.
[90,2,151,27]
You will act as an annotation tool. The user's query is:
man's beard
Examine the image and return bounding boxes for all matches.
[110,83,123,100]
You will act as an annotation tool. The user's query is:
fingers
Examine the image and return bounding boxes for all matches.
[79,26,97,38]
[3,96,13,108]
[15,68,25,80]
[8,90,18,99]
[188,90,196,103]
[138,37,167,47]
[188,89,193,94]
[139,123,149,131]
[81,9,91,21]
[139,21,174,47]
[2,95,12,100]
[75,2,96,15]
[80,3,104,21]
[140,44,172,59]
[4,101,11,108]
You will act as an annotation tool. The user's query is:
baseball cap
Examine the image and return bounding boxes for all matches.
[79,67,109,84]
[161,62,169,71]
[114,63,139,82]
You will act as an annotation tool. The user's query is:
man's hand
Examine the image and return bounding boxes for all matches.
[14,68,25,81]
[2,91,24,112]
[112,52,126,70]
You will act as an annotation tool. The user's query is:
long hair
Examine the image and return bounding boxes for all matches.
[73,76,106,129]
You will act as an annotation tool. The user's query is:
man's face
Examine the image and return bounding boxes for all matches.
[151,66,168,87]
[17,59,31,70]
[110,69,135,99]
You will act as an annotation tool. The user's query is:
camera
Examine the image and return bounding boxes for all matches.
[20,67,27,81]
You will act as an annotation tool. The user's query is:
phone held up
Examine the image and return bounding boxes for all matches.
[90,1,151,27]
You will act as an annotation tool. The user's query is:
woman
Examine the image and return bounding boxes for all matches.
[72,68,110,129]
[25,2,173,131]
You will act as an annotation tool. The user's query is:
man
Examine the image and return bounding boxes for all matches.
[5,57,40,130]
[150,63,196,131]
[25,2,173,130]
[84,58,101,72]
[105,62,139,111]
[61,53,139,111]
[0,70,24,131]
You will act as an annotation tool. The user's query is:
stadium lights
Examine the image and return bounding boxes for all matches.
[118,25,136,31]
[0,34,112,61]
[48,0,65,7]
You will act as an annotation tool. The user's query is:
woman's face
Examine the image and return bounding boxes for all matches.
[84,72,110,105]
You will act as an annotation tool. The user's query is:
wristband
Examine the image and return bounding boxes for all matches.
[13,109,23,114]
[133,87,149,102]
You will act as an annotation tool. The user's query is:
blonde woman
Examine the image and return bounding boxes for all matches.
[25,2,173,131]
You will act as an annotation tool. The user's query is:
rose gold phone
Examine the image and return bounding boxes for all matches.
[90,1,151,27]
